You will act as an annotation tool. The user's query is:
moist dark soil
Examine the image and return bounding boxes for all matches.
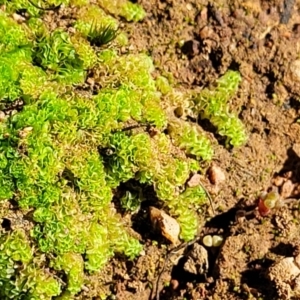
[103,0,300,299]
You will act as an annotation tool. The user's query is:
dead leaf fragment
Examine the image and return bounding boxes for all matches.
[149,206,180,245]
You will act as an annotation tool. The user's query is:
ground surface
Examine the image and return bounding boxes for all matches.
[26,0,300,299]
[102,0,300,299]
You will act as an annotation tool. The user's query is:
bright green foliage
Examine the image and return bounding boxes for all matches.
[71,35,98,69]
[98,0,146,21]
[192,70,247,146]
[97,50,167,128]
[52,253,84,294]
[3,0,69,16]
[75,5,118,38]
[87,23,119,46]
[105,132,151,187]
[0,14,32,101]
[0,2,247,299]
[27,17,48,36]
[168,118,213,161]
[114,231,143,260]
[0,55,22,101]
[120,189,143,212]
[0,13,32,52]
[20,264,62,300]
[85,222,113,272]
[156,76,172,95]
[119,1,146,22]
[3,0,40,16]
[174,186,207,240]
[33,29,85,84]
[69,0,88,6]
[0,230,61,299]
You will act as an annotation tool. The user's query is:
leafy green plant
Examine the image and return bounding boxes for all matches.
[52,252,84,294]
[0,12,32,52]
[120,191,141,211]
[172,186,207,240]
[87,23,119,46]
[98,0,146,22]
[33,29,85,84]
[0,230,62,299]
[74,5,118,38]
[168,117,213,160]
[71,34,98,69]
[0,2,247,299]
[192,70,247,146]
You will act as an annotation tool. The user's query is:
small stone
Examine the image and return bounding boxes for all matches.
[199,26,214,40]
[86,77,95,87]
[186,3,192,10]
[170,279,179,290]
[280,180,295,199]
[149,206,180,244]
[183,244,209,275]
[207,164,226,185]
[290,60,300,83]
[12,13,25,23]
[68,27,76,34]
[292,184,300,197]
[283,171,293,179]
[272,176,285,187]
[18,127,33,138]
[187,173,201,188]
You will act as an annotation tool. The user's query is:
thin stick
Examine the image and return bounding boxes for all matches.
[198,180,215,216]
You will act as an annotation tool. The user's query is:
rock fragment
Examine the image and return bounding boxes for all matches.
[268,254,300,299]
[183,243,209,275]
[207,163,226,186]
[187,173,202,188]
[149,206,180,245]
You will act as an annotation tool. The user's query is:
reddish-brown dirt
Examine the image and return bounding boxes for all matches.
[102,0,300,299]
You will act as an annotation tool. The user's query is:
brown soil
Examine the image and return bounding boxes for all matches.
[103,0,300,299]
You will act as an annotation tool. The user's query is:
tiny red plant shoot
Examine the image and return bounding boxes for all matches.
[257,190,285,216]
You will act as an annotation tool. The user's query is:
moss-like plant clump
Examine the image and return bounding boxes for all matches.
[0,0,247,298]
[192,70,247,146]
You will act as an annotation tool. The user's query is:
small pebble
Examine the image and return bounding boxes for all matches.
[187,173,201,188]
[272,176,285,187]
[207,164,226,185]
[170,279,179,290]
[12,13,25,23]
[149,207,180,244]
[280,180,295,199]
[290,60,300,82]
